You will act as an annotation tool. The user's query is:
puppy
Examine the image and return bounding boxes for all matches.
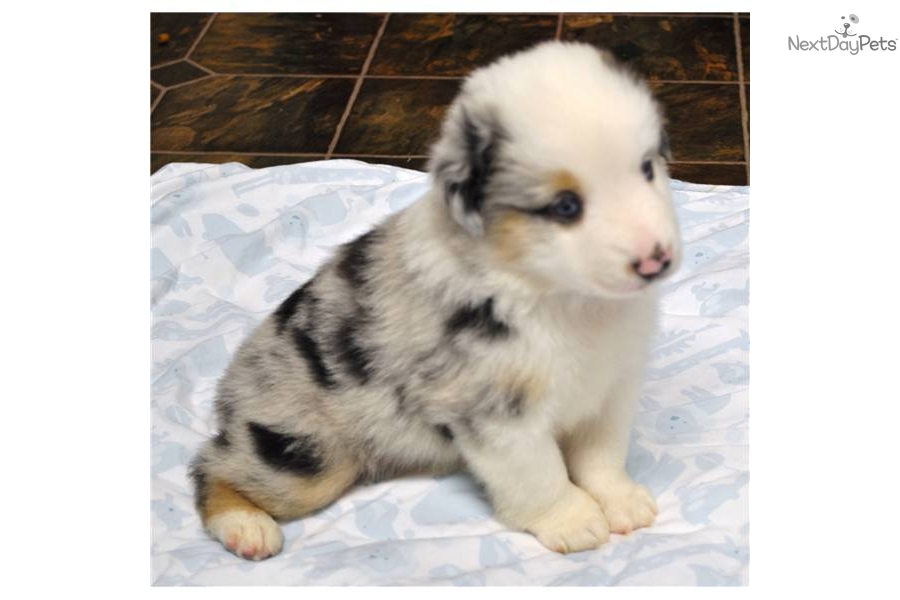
[190,40,681,560]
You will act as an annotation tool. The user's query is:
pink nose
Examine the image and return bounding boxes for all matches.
[632,244,673,281]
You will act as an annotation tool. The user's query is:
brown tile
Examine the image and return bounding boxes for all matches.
[151,13,212,66]
[740,18,749,81]
[621,13,733,17]
[335,78,462,155]
[192,13,383,75]
[370,14,557,76]
[151,153,324,174]
[562,14,739,81]
[151,84,161,106]
[651,83,744,161]
[151,60,209,87]
[334,156,430,171]
[151,76,355,153]
[668,163,747,185]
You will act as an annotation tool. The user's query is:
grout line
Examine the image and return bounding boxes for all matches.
[733,13,750,183]
[326,13,390,158]
[332,153,429,159]
[619,13,735,18]
[555,14,564,40]
[184,57,215,75]
[151,81,164,91]
[150,57,184,71]
[151,88,167,114]
[164,73,216,92]
[186,13,217,60]
[207,73,358,79]
[365,74,463,80]
[151,68,215,91]
[647,80,742,85]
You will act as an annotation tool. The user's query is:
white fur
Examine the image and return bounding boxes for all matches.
[423,41,679,550]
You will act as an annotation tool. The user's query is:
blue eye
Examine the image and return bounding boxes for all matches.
[641,159,654,182]
[549,190,582,222]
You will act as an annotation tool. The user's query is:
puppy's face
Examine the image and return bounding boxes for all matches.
[430,42,682,299]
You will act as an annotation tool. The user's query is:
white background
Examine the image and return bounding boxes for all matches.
[1,0,897,596]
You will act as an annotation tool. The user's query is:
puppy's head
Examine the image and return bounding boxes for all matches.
[429,41,681,299]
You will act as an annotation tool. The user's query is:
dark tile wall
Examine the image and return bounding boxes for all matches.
[151,13,750,184]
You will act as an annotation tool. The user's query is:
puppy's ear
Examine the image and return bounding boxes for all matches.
[659,128,672,161]
[429,100,503,237]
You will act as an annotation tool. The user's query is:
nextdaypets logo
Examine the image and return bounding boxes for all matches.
[789,14,898,54]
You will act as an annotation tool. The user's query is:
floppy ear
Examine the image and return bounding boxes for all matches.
[428,99,503,237]
[659,128,672,161]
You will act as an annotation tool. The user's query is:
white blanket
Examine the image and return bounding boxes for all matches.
[151,160,749,585]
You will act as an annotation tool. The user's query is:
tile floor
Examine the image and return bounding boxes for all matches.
[151,13,749,184]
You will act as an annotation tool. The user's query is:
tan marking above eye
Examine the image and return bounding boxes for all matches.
[549,170,583,196]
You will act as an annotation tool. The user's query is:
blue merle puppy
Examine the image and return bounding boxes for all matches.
[190,41,682,560]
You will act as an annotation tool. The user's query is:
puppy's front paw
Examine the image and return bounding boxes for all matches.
[524,486,610,553]
[590,479,658,535]
[206,509,284,561]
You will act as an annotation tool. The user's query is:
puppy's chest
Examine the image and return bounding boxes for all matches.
[515,300,655,424]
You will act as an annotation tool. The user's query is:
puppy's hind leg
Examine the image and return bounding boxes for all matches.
[191,467,284,561]
[190,431,360,560]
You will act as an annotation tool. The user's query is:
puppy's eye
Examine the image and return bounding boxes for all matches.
[641,159,654,182]
[549,190,583,222]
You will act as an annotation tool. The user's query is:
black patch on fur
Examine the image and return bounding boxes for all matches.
[435,424,454,442]
[189,461,208,510]
[338,229,381,289]
[334,318,374,385]
[445,297,511,340]
[457,110,499,214]
[291,327,338,390]
[212,430,231,448]
[273,282,310,334]
[247,422,324,476]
